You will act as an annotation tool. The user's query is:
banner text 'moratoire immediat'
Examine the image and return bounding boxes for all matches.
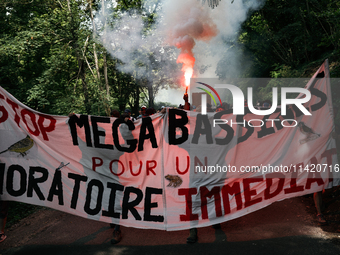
[0,159,335,223]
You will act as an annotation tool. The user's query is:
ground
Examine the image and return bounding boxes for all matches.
[0,189,340,255]
[303,186,340,244]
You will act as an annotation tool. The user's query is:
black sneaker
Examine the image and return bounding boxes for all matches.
[212,223,221,229]
[111,230,122,244]
[186,228,197,243]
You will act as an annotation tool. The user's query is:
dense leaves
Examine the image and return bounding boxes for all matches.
[0,0,339,117]
[0,0,173,116]
[231,0,340,119]
[238,0,340,78]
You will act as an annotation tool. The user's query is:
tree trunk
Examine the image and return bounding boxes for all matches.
[89,1,100,81]
[148,82,154,108]
[89,0,111,115]
[93,43,101,81]
[67,0,91,114]
[102,0,110,99]
[103,53,109,98]
[134,85,140,117]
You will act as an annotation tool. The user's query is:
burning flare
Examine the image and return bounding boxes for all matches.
[184,68,193,86]
[169,4,218,87]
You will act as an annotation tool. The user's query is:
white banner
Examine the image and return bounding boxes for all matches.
[0,60,338,230]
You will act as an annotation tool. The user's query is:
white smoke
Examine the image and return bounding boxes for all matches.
[96,0,264,99]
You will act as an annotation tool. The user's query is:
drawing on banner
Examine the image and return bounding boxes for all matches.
[0,135,34,157]
[56,162,70,171]
[165,174,183,188]
[298,122,321,144]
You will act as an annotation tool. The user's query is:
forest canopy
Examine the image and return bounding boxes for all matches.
[0,0,339,118]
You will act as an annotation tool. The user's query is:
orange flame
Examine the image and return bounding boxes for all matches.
[169,5,218,92]
[177,53,195,87]
[184,68,193,86]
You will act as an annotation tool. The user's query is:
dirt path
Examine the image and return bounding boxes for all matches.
[1,195,340,255]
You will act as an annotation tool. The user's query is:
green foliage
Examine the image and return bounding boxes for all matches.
[0,0,164,117]
[0,0,178,118]
[1,0,339,116]
[233,0,340,109]
[239,0,340,78]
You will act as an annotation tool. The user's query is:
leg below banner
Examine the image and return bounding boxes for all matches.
[187,228,198,243]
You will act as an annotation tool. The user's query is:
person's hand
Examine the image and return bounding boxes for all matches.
[183,93,188,102]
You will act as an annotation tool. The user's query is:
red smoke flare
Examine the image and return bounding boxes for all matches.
[171,6,218,86]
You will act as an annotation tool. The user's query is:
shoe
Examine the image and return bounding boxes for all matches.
[111,230,122,244]
[0,233,7,243]
[186,228,197,243]
[317,214,327,225]
[212,223,221,229]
